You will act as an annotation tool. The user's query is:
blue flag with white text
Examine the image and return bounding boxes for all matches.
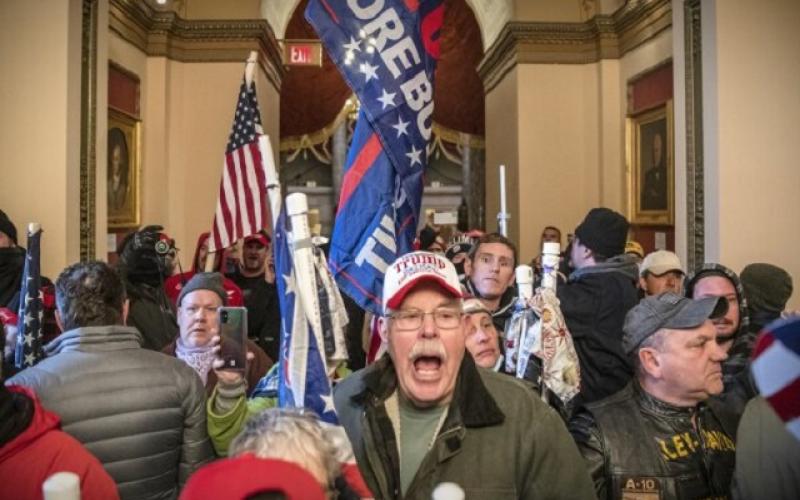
[306,0,443,315]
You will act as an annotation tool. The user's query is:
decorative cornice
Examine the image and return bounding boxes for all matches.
[479,0,671,92]
[109,0,285,91]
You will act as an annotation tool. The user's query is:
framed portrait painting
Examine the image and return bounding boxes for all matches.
[107,108,140,228]
[627,101,674,225]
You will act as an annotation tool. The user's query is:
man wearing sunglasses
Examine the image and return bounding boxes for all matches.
[334,251,594,500]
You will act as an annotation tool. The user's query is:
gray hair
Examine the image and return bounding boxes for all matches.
[229,408,340,487]
[633,328,668,378]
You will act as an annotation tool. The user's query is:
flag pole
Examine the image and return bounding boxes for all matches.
[286,193,329,371]
[498,164,509,236]
[243,49,282,232]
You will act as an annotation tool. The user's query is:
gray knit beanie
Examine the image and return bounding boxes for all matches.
[177,272,228,306]
[740,263,793,315]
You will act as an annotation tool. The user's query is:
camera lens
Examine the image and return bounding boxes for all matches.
[155,240,170,255]
[221,311,228,321]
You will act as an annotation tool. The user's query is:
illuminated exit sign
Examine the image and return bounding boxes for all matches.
[283,40,322,67]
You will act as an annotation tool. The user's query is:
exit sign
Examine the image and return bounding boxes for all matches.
[283,40,322,67]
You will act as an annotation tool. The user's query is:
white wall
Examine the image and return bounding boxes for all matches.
[0,0,83,278]
[702,0,800,309]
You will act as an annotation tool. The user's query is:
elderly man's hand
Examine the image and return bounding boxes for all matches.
[210,335,256,385]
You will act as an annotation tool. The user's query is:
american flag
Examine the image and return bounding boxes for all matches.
[209,76,270,253]
[751,316,800,440]
[306,0,444,317]
[15,227,43,369]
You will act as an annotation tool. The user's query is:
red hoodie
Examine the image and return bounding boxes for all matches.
[0,386,119,500]
[164,232,244,307]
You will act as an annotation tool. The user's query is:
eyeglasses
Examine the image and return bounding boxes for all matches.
[387,308,463,331]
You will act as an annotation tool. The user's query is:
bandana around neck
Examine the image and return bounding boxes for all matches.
[175,336,215,385]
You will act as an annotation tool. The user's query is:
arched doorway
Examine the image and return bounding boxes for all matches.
[277,0,486,235]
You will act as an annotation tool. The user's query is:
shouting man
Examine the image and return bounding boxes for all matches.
[334,251,594,499]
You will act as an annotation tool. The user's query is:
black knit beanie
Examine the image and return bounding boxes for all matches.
[574,208,629,258]
[741,263,793,315]
[0,210,17,245]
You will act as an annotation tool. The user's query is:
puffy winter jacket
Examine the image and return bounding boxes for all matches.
[0,385,120,500]
[7,326,214,499]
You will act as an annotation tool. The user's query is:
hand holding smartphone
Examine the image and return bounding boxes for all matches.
[218,306,248,371]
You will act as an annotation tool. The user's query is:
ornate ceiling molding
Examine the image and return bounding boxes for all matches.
[479,0,671,92]
[109,0,285,90]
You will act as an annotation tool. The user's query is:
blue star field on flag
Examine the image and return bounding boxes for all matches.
[275,208,338,423]
[15,228,43,369]
[306,0,443,315]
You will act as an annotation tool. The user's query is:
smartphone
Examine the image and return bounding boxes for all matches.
[218,307,247,371]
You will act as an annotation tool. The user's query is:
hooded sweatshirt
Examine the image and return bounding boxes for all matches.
[684,264,751,384]
[685,264,754,414]
[0,385,119,500]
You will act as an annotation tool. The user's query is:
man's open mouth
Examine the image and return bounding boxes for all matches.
[413,355,443,375]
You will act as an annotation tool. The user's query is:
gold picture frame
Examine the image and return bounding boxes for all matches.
[626,101,674,225]
[107,108,140,228]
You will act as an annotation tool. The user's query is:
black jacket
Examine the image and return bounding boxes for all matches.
[125,280,178,351]
[557,256,639,406]
[570,383,737,500]
[334,354,596,499]
[227,270,281,362]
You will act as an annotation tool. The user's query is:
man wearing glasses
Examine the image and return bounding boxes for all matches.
[333,251,595,499]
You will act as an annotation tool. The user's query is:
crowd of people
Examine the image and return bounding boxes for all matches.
[0,206,798,499]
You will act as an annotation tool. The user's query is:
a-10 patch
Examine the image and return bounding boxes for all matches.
[620,476,661,500]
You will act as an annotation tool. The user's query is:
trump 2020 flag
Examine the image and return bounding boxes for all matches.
[209,73,270,253]
[306,0,444,315]
[275,208,338,424]
[15,227,43,369]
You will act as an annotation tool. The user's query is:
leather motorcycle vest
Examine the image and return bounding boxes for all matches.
[589,384,737,500]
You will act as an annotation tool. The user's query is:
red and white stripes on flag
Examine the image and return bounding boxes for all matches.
[209,76,270,253]
[751,316,800,440]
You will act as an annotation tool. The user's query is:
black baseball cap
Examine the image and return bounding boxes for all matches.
[622,292,728,354]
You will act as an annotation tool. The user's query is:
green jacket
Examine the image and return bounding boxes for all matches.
[334,354,597,499]
[206,384,276,456]
[206,362,352,456]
